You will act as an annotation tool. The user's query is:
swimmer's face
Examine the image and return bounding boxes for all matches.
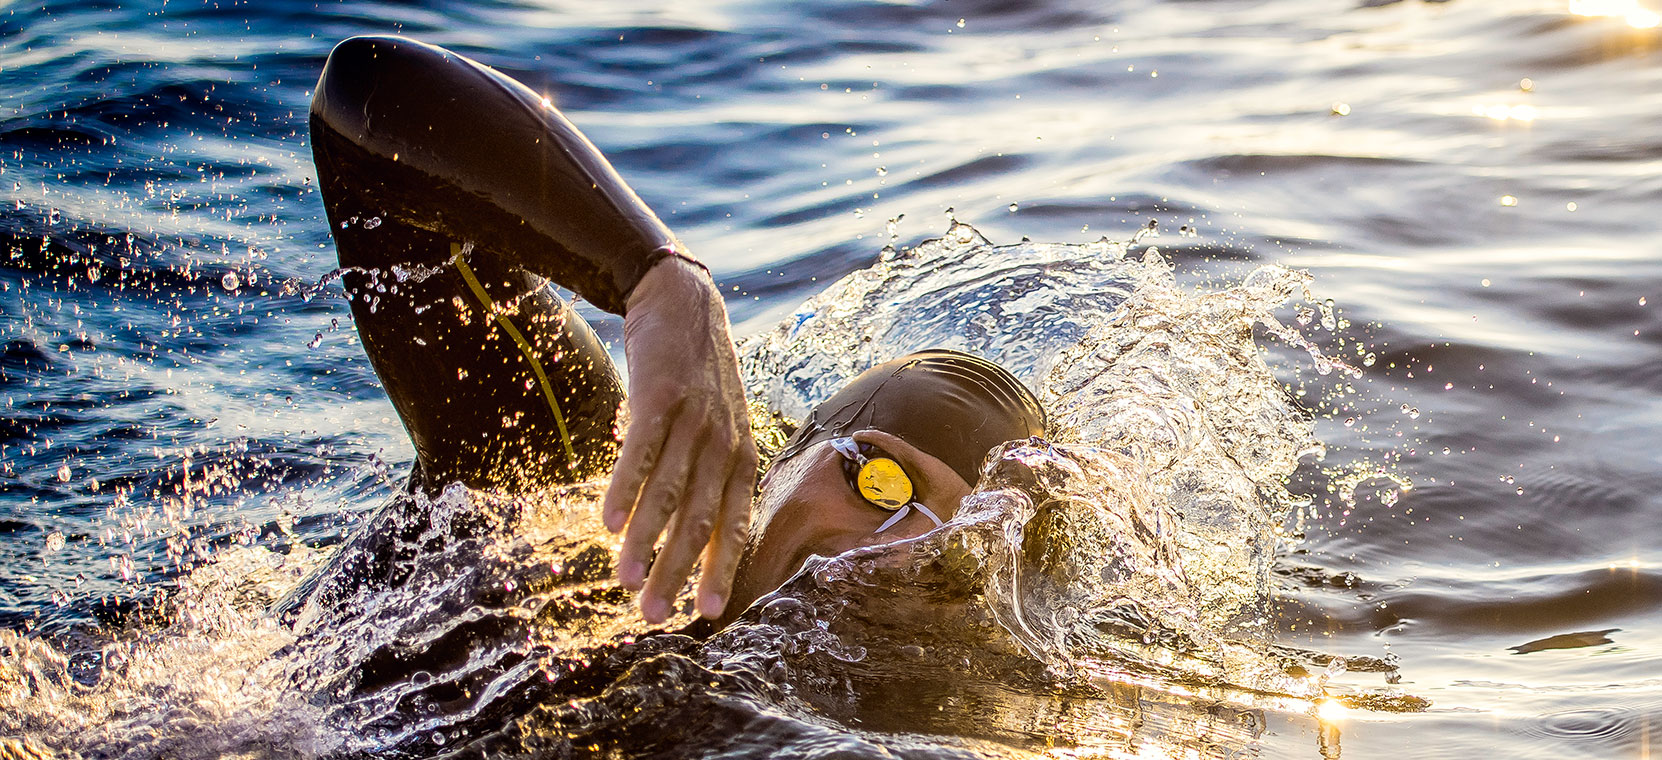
[720,429,973,626]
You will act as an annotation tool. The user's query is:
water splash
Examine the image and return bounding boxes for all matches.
[3,223,1420,759]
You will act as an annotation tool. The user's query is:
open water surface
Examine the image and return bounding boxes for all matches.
[2,0,1661,757]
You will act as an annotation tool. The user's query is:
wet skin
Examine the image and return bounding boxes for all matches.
[720,429,974,627]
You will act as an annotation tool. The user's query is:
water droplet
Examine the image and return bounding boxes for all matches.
[1008,202,1018,212]
[56,464,71,482]
[47,208,61,225]
[363,216,382,229]
[875,166,887,177]
[1362,352,1376,367]
[1343,417,1356,427]
[44,531,65,553]
[307,333,323,349]
[956,18,966,27]
[221,272,241,291]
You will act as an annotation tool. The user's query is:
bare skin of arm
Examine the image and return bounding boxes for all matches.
[606,256,758,624]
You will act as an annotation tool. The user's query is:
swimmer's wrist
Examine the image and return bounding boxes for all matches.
[627,247,717,314]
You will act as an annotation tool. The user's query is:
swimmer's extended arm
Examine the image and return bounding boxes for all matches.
[310,36,756,623]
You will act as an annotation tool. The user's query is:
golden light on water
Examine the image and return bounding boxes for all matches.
[1473,103,1538,122]
[1570,0,1662,28]
[1316,698,1350,723]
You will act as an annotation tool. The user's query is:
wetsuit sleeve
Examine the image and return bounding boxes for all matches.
[309,35,690,315]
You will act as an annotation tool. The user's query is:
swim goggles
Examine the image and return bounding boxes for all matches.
[829,437,944,534]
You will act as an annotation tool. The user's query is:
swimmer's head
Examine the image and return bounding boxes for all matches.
[721,350,1044,624]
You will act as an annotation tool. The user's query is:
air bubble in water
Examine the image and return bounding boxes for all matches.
[221,272,241,291]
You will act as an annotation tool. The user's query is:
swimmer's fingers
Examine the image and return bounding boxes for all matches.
[616,401,699,597]
[639,422,743,622]
[601,392,671,534]
[696,452,756,619]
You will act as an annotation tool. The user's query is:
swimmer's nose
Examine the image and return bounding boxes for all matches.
[309,35,674,314]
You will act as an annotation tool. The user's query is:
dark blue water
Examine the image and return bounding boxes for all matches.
[4,0,1662,757]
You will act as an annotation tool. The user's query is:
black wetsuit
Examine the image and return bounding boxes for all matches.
[274,36,692,635]
[310,34,1047,504]
[310,35,694,495]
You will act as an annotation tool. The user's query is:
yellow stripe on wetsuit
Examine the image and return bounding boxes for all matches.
[449,242,577,463]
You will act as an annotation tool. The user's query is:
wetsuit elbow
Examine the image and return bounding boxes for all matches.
[310,35,678,314]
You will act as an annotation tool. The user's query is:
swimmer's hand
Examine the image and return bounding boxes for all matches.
[606,255,758,624]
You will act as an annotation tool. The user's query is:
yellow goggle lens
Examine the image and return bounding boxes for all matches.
[856,457,914,509]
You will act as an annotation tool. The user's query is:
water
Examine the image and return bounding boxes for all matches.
[3,0,1661,757]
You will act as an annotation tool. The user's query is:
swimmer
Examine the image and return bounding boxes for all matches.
[306,36,1044,627]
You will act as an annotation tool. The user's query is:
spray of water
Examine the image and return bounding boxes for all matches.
[2,223,1423,759]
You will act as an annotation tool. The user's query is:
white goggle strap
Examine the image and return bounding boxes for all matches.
[874,506,910,534]
[873,502,944,534]
[830,436,863,463]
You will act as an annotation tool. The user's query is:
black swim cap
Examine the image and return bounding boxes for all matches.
[774,350,1045,486]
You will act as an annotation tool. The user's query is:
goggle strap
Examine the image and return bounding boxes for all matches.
[912,502,944,528]
[874,506,910,533]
